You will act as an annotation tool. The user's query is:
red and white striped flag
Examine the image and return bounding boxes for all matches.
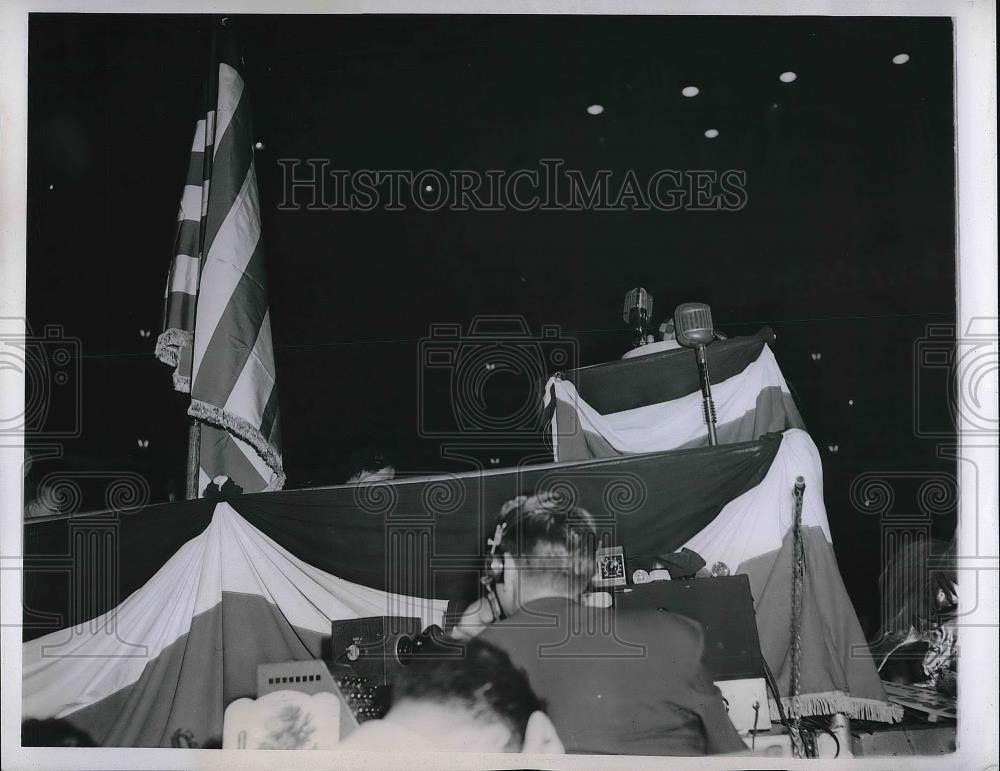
[156,22,284,494]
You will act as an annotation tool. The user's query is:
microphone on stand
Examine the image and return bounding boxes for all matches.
[623,288,654,349]
[675,302,719,446]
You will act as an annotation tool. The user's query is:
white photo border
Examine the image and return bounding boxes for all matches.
[1,2,995,770]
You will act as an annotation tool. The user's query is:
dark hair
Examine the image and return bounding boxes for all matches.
[22,718,97,747]
[391,637,543,750]
[496,492,599,595]
[336,445,394,484]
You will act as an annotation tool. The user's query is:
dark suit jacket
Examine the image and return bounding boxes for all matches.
[479,596,746,756]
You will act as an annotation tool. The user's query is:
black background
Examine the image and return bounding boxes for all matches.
[26,14,957,632]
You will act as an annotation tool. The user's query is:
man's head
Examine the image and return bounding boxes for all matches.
[387,637,562,753]
[487,492,598,616]
[340,446,396,485]
[22,718,97,747]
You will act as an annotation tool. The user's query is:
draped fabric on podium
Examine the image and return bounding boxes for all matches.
[545,329,805,461]
[682,430,898,721]
[23,432,898,747]
[23,503,447,747]
[543,330,899,723]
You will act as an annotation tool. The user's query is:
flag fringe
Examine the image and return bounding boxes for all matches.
[769,691,903,724]
[154,328,190,368]
[155,329,193,393]
[188,399,285,490]
[172,372,192,393]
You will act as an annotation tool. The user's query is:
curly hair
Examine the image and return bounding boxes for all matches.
[495,492,599,596]
[391,637,544,750]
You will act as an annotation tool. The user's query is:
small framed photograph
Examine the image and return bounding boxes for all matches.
[594,546,627,589]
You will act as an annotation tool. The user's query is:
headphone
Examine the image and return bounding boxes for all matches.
[480,496,532,621]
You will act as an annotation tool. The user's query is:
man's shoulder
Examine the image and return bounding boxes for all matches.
[480,599,705,651]
[478,598,596,651]
[479,598,573,635]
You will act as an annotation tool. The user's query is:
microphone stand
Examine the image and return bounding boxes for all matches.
[695,344,718,446]
[673,303,720,447]
[633,308,649,349]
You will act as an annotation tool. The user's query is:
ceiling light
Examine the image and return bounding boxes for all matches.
[779,71,797,83]
[681,86,699,97]
[892,53,910,65]
[586,104,604,116]
[704,129,719,139]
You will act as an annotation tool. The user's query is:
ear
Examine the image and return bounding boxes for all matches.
[520,711,564,755]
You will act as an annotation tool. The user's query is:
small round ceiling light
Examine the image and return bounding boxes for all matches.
[586,104,604,116]
[704,128,719,139]
[779,71,797,83]
[681,85,700,97]
[892,53,910,64]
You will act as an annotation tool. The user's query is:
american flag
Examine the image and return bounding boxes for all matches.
[156,21,284,495]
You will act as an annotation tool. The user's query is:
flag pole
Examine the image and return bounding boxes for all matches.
[185,421,201,499]
[186,18,220,499]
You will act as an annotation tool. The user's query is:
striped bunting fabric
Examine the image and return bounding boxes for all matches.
[23,503,447,746]
[22,437,899,747]
[544,330,805,462]
[540,333,901,722]
[155,21,284,493]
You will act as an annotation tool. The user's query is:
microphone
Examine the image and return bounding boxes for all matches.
[674,302,715,348]
[623,288,654,348]
[673,302,719,446]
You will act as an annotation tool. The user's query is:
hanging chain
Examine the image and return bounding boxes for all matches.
[789,475,807,758]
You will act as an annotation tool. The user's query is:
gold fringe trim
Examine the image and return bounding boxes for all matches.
[769,691,903,724]
[154,328,190,367]
[172,372,191,393]
[188,399,285,491]
[155,329,193,394]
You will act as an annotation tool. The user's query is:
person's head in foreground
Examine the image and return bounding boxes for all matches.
[484,492,599,619]
[22,718,97,747]
[339,637,563,753]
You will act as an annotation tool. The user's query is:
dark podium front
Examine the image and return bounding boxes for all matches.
[615,575,766,682]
